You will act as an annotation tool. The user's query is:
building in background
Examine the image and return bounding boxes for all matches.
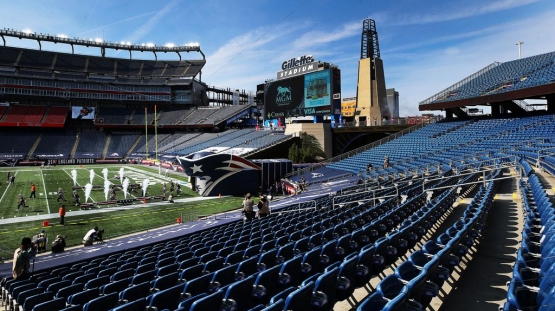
[385,88,400,119]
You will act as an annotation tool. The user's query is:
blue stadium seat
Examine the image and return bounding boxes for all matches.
[82,292,119,311]
[178,257,200,271]
[109,298,147,311]
[252,264,283,305]
[150,271,179,292]
[257,248,279,271]
[221,275,257,311]
[37,277,61,289]
[198,251,218,264]
[62,270,85,282]
[203,257,225,273]
[259,298,284,311]
[67,288,99,306]
[111,269,135,282]
[301,247,321,276]
[46,280,72,296]
[99,278,130,295]
[313,266,340,311]
[31,297,66,311]
[336,254,359,301]
[189,289,225,311]
[22,292,53,311]
[72,273,97,286]
[282,281,315,311]
[235,255,260,280]
[130,270,156,285]
[177,293,208,310]
[278,255,304,287]
[55,283,83,300]
[179,264,205,282]
[119,281,151,303]
[84,275,111,290]
[97,267,118,278]
[134,262,156,275]
[211,263,240,290]
[146,283,186,311]
[155,263,179,277]
[118,262,138,273]
[182,273,215,298]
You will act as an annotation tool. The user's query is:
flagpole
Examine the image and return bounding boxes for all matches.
[155,105,158,161]
[145,107,148,159]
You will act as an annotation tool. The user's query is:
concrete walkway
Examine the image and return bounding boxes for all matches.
[0,196,222,225]
[434,170,523,311]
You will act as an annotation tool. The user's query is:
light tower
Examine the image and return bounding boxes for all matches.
[516,41,524,59]
[355,19,387,126]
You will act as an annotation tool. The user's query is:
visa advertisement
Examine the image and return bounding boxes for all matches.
[304,69,330,109]
[264,69,332,118]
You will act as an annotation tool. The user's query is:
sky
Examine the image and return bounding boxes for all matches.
[0,0,554,116]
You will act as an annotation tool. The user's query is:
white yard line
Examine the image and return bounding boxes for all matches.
[0,171,17,204]
[40,169,51,214]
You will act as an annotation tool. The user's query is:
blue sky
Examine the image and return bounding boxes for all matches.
[1,0,554,115]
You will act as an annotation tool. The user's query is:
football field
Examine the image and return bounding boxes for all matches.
[0,164,244,260]
[0,164,191,216]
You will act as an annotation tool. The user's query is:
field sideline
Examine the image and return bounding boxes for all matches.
[0,164,245,260]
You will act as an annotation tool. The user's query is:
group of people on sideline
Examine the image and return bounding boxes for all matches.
[12,233,67,280]
[242,192,270,221]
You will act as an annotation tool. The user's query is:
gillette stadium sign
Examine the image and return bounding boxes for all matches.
[277,55,318,80]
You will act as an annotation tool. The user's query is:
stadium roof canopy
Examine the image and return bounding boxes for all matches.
[419,51,555,115]
[0,46,205,80]
[0,28,204,61]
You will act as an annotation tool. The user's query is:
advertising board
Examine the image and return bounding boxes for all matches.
[264,69,332,118]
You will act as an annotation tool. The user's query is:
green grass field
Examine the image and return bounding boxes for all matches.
[0,165,244,260]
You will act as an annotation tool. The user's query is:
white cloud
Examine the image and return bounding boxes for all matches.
[392,0,541,25]
[203,22,312,87]
[77,11,157,38]
[205,20,362,91]
[291,21,360,49]
[124,0,180,44]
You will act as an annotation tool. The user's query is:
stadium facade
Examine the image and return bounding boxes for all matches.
[0,30,292,164]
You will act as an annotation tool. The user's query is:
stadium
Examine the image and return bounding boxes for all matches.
[0,11,554,311]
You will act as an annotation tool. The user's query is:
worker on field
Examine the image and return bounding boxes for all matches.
[29,183,36,199]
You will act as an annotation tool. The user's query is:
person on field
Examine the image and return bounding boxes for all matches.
[29,183,36,199]
[72,190,81,206]
[16,194,27,211]
[59,205,66,225]
[57,188,67,202]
